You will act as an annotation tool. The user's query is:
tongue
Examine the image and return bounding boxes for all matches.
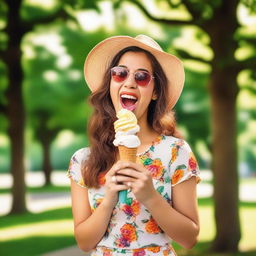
[122,98,136,107]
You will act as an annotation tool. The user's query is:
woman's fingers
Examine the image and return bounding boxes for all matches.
[116,168,143,179]
[111,175,117,183]
[112,183,130,191]
[106,164,119,177]
[115,174,136,184]
[105,163,122,184]
[115,161,146,173]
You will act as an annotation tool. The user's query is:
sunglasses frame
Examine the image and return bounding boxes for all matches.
[110,66,154,87]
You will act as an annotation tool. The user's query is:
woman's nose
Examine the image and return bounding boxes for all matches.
[123,73,137,89]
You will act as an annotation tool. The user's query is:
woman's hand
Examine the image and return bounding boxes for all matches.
[103,163,130,208]
[114,160,158,204]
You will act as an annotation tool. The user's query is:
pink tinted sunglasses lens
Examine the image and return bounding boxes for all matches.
[111,68,128,82]
[134,71,151,86]
[111,67,152,86]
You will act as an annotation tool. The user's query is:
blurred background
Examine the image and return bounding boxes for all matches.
[0,0,255,255]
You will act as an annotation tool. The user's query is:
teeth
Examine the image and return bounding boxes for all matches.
[121,94,137,100]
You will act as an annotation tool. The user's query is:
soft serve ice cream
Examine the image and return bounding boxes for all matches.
[113,109,141,148]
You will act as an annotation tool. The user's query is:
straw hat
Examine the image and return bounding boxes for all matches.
[84,34,185,109]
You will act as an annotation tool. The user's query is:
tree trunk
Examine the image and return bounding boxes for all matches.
[209,64,240,252]
[209,68,240,251]
[206,0,241,251]
[5,0,27,214]
[36,124,58,186]
[41,136,52,186]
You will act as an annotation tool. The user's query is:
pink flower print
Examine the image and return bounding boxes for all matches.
[115,236,130,247]
[122,204,133,217]
[133,248,146,256]
[122,200,140,217]
[189,152,198,171]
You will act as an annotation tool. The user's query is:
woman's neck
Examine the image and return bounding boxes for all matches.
[137,118,159,147]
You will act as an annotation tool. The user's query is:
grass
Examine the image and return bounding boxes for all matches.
[0,192,256,255]
[0,184,70,194]
[199,177,256,186]
[174,242,256,256]
[0,207,76,256]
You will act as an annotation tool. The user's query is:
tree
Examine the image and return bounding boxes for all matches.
[0,0,96,213]
[24,29,104,185]
[113,0,256,253]
[0,0,27,214]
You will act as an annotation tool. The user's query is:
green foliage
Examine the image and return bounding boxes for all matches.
[23,25,110,143]
[0,0,7,51]
[51,133,89,170]
[0,60,7,100]
[241,0,256,13]
[0,0,7,25]
[0,61,8,132]
[20,0,102,22]
[0,140,9,172]
[63,0,100,11]
[0,31,7,51]
[175,68,210,167]
[21,1,61,21]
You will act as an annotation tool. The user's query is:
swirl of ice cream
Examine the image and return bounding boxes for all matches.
[113,109,141,148]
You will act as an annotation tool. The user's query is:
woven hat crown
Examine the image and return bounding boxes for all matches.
[135,35,163,52]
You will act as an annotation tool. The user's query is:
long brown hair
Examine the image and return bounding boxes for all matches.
[82,46,182,188]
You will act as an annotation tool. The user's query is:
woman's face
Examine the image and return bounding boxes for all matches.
[110,51,156,122]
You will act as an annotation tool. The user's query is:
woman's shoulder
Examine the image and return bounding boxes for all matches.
[164,136,200,186]
[67,147,90,188]
[160,135,186,146]
[162,135,194,155]
[70,147,90,164]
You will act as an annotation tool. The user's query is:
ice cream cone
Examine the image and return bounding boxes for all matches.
[118,146,137,163]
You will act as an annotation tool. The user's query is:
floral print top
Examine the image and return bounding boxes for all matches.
[67,135,200,254]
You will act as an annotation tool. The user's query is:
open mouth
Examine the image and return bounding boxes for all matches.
[120,94,138,111]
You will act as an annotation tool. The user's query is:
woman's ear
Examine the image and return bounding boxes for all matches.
[152,91,158,100]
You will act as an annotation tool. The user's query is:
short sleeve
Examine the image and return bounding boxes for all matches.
[170,139,200,187]
[67,147,90,188]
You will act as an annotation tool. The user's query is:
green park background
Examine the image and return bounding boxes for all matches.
[0,0,256,256]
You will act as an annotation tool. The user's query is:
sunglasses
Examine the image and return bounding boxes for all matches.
[110,66,154,87]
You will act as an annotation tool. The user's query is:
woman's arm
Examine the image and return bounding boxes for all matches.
[115,161,200,249]
[143,177,199,249]
[70,166,129,252]
[71,180,112,252]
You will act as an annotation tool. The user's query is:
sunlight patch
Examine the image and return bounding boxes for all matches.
[0,220,73,241]
[43,70,58,82]
[24,0,57,10]
[55,130,76,148]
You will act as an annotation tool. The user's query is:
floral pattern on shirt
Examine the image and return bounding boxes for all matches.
[143,216,163,234]
[91,243,177,256]
[67,135,200,255]
[122,200,141,219]
[114,223,138,247]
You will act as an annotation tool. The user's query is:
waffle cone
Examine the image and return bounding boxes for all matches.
[118,146,137,163]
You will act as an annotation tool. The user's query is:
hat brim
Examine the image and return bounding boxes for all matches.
[84,35,185,109]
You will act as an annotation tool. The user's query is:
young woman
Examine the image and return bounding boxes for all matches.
[67,35,200,256]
